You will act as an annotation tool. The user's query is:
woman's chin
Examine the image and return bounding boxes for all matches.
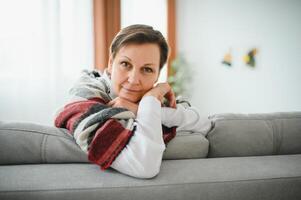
[119,94,141,103]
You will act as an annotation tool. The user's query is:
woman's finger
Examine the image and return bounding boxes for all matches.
[107,98,116,106]
[165,89,176,108]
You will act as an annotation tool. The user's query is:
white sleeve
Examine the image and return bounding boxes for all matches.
[161,104,212,136]
[110,96,165,178]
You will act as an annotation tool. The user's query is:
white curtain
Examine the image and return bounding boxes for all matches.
[0,0,94,125]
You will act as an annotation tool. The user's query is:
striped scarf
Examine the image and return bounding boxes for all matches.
[55,70,176,170]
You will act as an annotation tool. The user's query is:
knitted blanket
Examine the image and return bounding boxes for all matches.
[55,70,176,170]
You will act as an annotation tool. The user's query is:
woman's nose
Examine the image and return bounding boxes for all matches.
[128,70,140,84]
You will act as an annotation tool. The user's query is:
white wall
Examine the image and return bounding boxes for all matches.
[177,0,301,117]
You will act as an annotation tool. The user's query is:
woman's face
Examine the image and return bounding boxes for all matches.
[108,43,161,103]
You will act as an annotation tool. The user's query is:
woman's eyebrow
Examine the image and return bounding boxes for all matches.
[120,56,156,66]
[143,63,156,66]
[120,56,132,61]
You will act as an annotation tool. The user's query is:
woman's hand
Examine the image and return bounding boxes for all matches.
[144,83,176,108]
[107,97,139,115]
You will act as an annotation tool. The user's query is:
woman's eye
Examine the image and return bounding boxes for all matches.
[120,61,130,68]
[143,67,154,73]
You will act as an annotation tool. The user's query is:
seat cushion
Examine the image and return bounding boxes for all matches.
[0,121,209,165]
[207,112,301,157]
[1,154,300,200]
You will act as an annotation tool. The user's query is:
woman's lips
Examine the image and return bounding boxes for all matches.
[121,86,142,93]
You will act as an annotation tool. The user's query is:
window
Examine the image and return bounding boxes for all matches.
[0,0,94,125]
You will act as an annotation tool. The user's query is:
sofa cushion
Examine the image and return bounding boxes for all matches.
[163,131,208,159]
[0,121,208,165]
[0,121,88,165]
[1,155,301,200]
[207,112,301,157]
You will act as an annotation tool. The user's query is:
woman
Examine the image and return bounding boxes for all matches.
[55,24,211,178]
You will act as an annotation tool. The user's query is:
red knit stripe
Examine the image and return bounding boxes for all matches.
[100,129,132,170]
[163,126,177,144]
[66,113,82,132]
[54,98,105,130]
[89,97,107,104]
[88,119,133,169]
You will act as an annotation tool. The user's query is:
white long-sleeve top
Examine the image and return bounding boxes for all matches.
[60,70,211,179]
[111,96,211,178]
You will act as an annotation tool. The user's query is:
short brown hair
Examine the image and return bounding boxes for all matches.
[110,24,169,69]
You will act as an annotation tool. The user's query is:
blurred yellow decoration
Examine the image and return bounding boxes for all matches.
[243,55,250,63]
[222,49,232,67]
[243,48,258,67]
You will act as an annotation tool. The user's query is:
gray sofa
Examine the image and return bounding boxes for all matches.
[0,112,301,200]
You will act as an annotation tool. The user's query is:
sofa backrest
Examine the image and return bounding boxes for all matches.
[1,111,300,165]
[0,121,89,165]
[0,121,208,165]
[207,112,301,158]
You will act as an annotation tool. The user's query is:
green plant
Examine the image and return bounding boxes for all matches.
[168,55,192,97]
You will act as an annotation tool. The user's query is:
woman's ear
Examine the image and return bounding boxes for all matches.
[107,55,113,74]
[154,68,161,83]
